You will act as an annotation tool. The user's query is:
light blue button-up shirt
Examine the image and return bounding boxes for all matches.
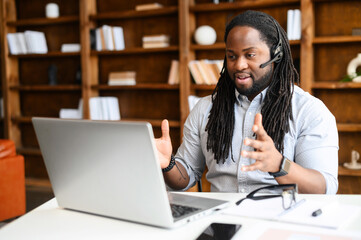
[175,86,339,194]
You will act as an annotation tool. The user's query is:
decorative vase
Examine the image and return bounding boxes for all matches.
[194,25,217,45]
[46,3,59,18]
[347,53,361,82]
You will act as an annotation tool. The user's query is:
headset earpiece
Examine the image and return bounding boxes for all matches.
[259,19,284,68]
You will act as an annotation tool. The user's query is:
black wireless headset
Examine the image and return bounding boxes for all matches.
[259,19,284,68]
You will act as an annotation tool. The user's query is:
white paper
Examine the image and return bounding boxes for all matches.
[223,198,361,229]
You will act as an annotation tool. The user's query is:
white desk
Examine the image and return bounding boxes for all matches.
[0,193,360,240]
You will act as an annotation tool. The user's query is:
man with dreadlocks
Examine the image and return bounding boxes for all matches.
[155,10,338,194]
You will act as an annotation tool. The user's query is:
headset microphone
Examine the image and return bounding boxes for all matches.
[259,19,284,69]
[259,54,282,68]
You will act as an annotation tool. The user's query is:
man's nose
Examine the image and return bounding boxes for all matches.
[235,57,248,70]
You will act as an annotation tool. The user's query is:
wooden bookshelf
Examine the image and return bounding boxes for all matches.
[1,0,360,194]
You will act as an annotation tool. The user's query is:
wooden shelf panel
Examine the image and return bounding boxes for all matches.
[192,84,216,91]
[25,177,52,190]
[312,0,360,3]
[312,81,361,89]
[122,118,180,128]
[6,15,79,26]
[191,40,300,51]
[337,123,361,132]
[338,166,361,177]
[9,51,80,58]
[90,6,178,20]
[17,147,42,156]
[94,84,179,90]
[191,43,225,50]
[91,46,179,55]
[313,35,361,44]
[190,0,299,12]
[11,116,181,128]
[10,85,82,91]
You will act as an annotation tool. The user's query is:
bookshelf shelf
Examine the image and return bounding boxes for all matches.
[122,118,180,128]
[17,147,42,156]
[10,85,81,91]
[94,84,179,90]
[6,15,79,26]
[9,51,80,58]
[192,84,216,91]
[338,166,361,177]
[90,6,178,20]
[312,81,361,89]
[91,46,179,56]
[190,0,299,12]
[337,123,361,132]
[313,35,361,44]
[191,40,300,51]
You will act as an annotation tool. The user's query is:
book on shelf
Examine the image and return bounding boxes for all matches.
[7,31,48,55]
[108,71,136,86]
[61,43,81,52]
[89,97,121,121]
[93,25,125,51]
[168,60,179,85]
[24,30,48,54]
[287,9,301,40]
[188,59,223,85]
[135,3,163,11]
[59,99,83,119]
[142,34,170,43]
[143,41,169,48]
[142,34,170,49]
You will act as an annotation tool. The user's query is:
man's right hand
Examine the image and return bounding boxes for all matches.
[155,119,173,169]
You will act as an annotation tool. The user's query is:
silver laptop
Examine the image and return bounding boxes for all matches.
[32,117,229,228]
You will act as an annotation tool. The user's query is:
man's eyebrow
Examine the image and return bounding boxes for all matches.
[226,47,257,53]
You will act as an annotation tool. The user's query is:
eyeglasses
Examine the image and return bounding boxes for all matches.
[235,184,298,210]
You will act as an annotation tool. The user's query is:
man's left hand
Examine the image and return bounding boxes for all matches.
[241,113,283,173]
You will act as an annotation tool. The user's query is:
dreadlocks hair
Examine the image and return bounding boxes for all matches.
[205,10,299,164]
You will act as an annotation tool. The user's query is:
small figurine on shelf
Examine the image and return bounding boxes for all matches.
[344,150,361,170]
[343,53,361,82]
[48,64,57,85]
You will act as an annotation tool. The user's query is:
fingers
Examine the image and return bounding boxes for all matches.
[241,148,264,160]
[244,138,264,151]
[253,113,267,140]
[161,119,171,141]
[241,162,261,172]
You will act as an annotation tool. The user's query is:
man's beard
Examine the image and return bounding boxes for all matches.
[234,67,273,98]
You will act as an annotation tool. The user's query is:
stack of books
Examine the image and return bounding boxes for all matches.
[188,59,223,85]
[142,34,170,49]
[108,71,136,86]
[135,3,163,11]
[91,25,125,51]
[7,31,48,55]
[89,97,121,121]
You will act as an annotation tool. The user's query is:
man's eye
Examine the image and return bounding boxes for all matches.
[247,53,256,58]
[227,55,236,60]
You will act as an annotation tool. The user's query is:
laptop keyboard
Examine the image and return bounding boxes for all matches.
[170,203,200,218]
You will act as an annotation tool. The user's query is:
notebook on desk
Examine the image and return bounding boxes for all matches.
[32,117,229,228]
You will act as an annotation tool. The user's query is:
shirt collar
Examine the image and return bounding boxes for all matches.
[235,87,269,106]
